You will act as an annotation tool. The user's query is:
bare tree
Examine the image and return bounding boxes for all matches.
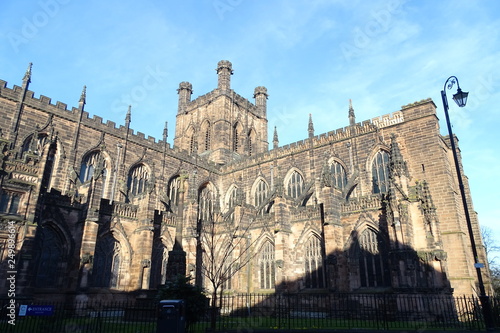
[481,226,500,268]
[481,226,500,294]
[194,208,259,330]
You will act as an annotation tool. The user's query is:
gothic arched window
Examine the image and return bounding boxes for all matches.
[128,164,149,196]
[34,225,65,288]
[227,186,237,210]
[93,233,121,288]
[304,236,325,289]
[150,238,168,288]
[353,228,389,288]
[198,185,214,222]
[331,161,348,190]
[168,176,181,209]
[190,134,196,154]
[21,133,48,157]
[0,192,21,215]
[254,180,268,207]
[40,143,57,193]
[259,241,275,289]
[248,130,256,156]
[287,171,304,199]
[202,121,211,151]
[372,150,390,194]
[232,124,239,152]
[80,151,106,183]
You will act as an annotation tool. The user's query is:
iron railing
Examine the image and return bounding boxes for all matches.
[0,293,498,332]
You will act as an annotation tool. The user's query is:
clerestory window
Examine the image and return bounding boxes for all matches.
[372,150,390,194]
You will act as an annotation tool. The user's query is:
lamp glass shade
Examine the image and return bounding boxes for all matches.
[452,89,469,107]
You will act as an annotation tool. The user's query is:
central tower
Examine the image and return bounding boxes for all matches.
[174,60,269,164]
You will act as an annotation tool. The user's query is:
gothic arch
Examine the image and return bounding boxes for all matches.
[150,233,174,288]
[200,119,212,152]
[93,226,132,289]
[20,131,49,158]
[247,128,257,155]
[185,125,197,154]
[345,214,381,250]
[127,162,152,197]
[79,149,111,184]
[302,233,326,289]
[224,184,238,213]
[327,157,349,190]
[33,221,72,288]
[232,121,244,153]
[366,147,390,194]
[251,177,273,213]
[346,216,390,289]
[165,175,182,212]
[254,232,275,251]
[197,181,218,222]
[254,234,276,290]
[296,226,323,251]
[283,167,306,199]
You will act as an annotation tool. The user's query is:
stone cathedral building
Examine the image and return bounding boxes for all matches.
[0,61,490,302]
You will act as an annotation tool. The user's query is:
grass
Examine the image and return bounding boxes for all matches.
[1,315,483,333]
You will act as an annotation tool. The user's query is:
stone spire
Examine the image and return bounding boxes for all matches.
[389,134,408,177]
[163,121,168,142]
[348,99,356,126]
[125,105,131,128]
[79,85,86,110]
[308,113,314,138]
[273,126,279,149]
[23,62,32,86]
[216,60,233,91]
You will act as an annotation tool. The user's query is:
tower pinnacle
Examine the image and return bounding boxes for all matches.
[216,60,233,90]
[125,105,131,128]
[308,113,314,138]
[254,86,268,117]
[23,62,32,85]
[177,81,192,114]
[273,126,279,149]
[349,99,356,126]
[163,121,168,141]
[79,85,86,110]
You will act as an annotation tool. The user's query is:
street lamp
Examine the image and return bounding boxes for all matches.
[441,76,494,330]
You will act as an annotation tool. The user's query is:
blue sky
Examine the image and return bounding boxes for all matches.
[1,0,499,259]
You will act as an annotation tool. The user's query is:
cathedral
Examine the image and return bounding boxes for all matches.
[0,60,491,302]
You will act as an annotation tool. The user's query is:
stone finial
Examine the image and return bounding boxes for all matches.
[163,121,168,141]
[389,133,408,177]
[125,105,131,127]
[216,60,233,90]
[273,126,279,149]
[23,62,33,84]
[349,99,356,126]
[308,113,314,138]
[79,85,86,110]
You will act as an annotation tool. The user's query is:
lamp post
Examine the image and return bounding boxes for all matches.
[441,76,494,330]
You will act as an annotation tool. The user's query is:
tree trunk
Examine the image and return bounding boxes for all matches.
[210,288,218,331]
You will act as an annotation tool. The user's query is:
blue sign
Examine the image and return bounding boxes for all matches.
[19,305,54,316]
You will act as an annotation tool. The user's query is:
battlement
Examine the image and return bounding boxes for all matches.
[371,110,405,128]
[0,79,172,151]
[220,119,381,173]
[185,88,259,116]
[218,100,438,174]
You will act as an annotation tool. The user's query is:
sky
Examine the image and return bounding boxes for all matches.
[1,0,499,259]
